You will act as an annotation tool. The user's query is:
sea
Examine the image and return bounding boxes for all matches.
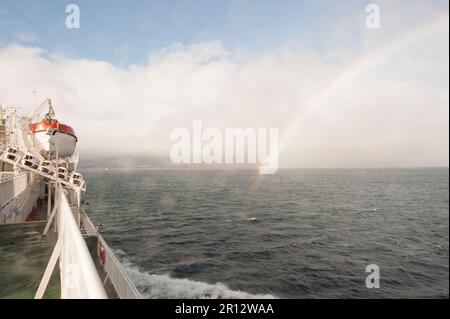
[79,168,449,298]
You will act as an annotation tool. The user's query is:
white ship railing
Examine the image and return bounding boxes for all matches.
[35,184,107,299]
[98,235,142,299]
[0,172,15,183]
[35,184,141,299]
[57,186,107,298]
[79,208,142,299]
[79,208,98,236]
[0,173,28,211]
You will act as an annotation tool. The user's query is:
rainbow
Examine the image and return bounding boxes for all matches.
[243,13,449,213]
[273,13,449,165]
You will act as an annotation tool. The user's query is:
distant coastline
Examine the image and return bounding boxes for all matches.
[77,157,449,171]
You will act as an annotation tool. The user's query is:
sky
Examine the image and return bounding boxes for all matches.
[0,0,448,168]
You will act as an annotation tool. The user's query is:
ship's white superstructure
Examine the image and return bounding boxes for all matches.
[0,99,140,299]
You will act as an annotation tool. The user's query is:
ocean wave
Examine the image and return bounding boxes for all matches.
[117,254,275,299]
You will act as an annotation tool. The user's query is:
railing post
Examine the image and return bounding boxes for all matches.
[47,184,52,218]
[34,236,62,299]
[43,204,58,235]
[54,184,58,233]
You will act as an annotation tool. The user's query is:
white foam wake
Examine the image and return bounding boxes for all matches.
[119,257,275,299]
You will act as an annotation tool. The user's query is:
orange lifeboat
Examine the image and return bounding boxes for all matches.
[29,118,78,158]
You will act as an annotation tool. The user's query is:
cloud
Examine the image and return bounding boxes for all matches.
[0,18,448,167]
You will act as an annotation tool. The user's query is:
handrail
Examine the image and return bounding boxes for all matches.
[57,185,107,298]
[98,235,142,299]
[79,209,141,299]
[0,173,28,210]
[0,172,15,183]
[0,172,26,184]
